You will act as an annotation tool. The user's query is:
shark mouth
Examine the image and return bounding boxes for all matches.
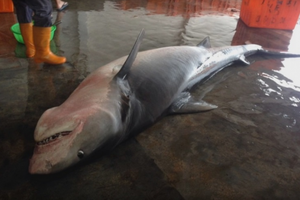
[36,131,72,146]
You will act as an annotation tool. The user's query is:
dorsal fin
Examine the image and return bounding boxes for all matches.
[115,29,145,80]
[197,36,211,48]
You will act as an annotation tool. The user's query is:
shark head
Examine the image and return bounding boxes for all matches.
[29,104,121,174]
[29,30,145,174]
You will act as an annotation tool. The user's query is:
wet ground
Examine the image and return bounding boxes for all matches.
[1,0,300,199]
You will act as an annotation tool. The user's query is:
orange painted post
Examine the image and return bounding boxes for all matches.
[0,0,14,13]
[240,0,300,30]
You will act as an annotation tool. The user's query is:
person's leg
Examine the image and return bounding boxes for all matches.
[12,0,35,57]
[27,0,66,64]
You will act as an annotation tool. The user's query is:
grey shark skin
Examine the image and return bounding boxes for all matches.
[29,30,300,174]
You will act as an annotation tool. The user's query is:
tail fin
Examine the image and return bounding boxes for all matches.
[245,41,300,58]
[259,48,300,57]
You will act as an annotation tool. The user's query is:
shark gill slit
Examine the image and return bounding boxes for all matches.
[120,93,130,122]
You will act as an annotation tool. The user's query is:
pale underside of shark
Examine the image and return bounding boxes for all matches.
[29,30,300,174]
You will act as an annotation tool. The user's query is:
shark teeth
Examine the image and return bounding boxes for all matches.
[36,131,72,146]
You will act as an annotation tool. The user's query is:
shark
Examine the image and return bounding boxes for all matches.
[29,30,300,174]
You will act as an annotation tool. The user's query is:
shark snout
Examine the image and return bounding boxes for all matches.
[29,156,53,174]
[29,121,85,174]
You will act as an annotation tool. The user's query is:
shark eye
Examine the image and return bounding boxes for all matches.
[77,150,85,159]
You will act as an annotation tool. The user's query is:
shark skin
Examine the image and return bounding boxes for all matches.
[29,30,300,174]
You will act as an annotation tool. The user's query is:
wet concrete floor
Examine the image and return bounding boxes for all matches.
[1,0,300,199]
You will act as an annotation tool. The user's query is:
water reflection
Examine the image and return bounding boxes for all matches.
[262,69,300,92]
[67,0,241,73]
[232,18,300,95]
[116,0,241,17]
[274,22,300,90]
[280,57,300,89]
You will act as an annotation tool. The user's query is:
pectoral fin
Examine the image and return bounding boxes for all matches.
[169,92,217,114]
[239,55,251,65]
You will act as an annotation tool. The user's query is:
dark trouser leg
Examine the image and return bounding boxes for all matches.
[28,0,53,27]
[12,0,33,23]
[13,0,52,27]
